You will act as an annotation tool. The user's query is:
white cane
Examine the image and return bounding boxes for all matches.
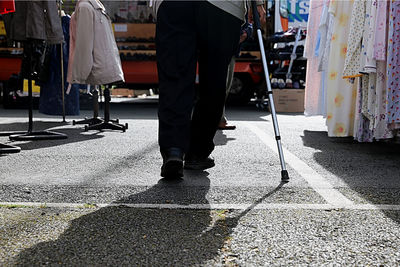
[251,1,289,182]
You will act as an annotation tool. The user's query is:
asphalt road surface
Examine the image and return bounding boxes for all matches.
[1,102,399,266]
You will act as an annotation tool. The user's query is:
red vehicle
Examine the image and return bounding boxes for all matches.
[0,50,264,106]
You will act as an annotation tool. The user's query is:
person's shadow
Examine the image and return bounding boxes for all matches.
[11,174,284,265]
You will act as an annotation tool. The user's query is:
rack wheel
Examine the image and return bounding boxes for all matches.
[72,120,76,125]
[116,119,120,124]
[125,123,128,130]
[84,125,88,132]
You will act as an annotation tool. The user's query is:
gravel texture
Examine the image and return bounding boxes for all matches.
[1,105,400,266]
[1,207,399,266]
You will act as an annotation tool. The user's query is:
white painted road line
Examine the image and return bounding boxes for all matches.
[1,202,400,211]
[243,122,355,207]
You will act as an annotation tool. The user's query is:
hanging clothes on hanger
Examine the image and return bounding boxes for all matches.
[374,0,389,61]
[316,0,333,117]
[39,15,80,116]
[325,0,357,137]
[317,0,334,73]
[373,61,393,140]
[343,0,375,142]
[2,0,63,44]
[304,0,324,116]
[303,0,396,142]
[373,0,393,140]
[67,0,124,86]
[342,0,365,80]
[386,0,400,127]
[2,0,64,81]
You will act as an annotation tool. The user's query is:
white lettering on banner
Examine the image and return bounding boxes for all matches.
[299,1,309,15]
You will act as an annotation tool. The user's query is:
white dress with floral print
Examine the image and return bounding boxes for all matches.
[326,0,357,137]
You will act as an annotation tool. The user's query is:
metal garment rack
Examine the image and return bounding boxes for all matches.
[0,43,68,142]
[59,0,66,123]
[72,86,104,126]
[83,85,128,132]
[8,42,68,141]
[0,143,21,154]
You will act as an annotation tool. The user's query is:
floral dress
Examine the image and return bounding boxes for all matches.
[325,0,357,137]
[386,0,400,126]
[341,0,393,141]
[374,0,388,61]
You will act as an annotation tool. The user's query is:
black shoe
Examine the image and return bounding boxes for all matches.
[161,148,184,178]
[184,155,215,170]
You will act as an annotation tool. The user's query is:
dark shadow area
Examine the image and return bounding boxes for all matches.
[0,121,68,132]
[11,177,285,266]
[0,101,299,122]
[0,121,104,151]
[302,130,400,224]
[214,131,236,146]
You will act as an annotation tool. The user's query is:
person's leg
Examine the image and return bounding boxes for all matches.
[187,2,241,160]
[156,1,197,153]
[156,1,197,177]
[225,57,236,104]
[219,56,237,130]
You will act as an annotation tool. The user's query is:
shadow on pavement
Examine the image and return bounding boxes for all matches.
[214,131,236,146]
[0,121,104,151]
[301,130,400,224]
[11,177,284,265]
[0,102,285,122]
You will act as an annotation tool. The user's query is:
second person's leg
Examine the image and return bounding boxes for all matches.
[186,2,242,166]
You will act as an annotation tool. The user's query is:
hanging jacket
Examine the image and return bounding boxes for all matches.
[2,0,63,44]
[67,0,124,85]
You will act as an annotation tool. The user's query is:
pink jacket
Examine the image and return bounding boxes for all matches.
[67,0,124,85]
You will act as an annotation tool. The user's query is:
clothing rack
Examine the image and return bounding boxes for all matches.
[8,42,68,141]
[59,0,66,123]
[82,85,128,132]
[72,86,104,126]
[0,143,21,154]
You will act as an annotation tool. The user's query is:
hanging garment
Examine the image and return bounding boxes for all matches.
[341,0,376,130]
[342,0,365,79]
[374,0,388,61]
[386,0,400,126]
[325,0,357,137]
[304,0,324,116]
[354,76,374,142]
[39,15,80,116]
[2,0,63,44]
[18,41,48,80]
[361,0,377,74]
[67,11,77,89]
[374,61,393,139]
[317,0,334,72]
[360,0,376,124]
[315,0,332,117]
[67,0,124,85]
[0,0,15,14]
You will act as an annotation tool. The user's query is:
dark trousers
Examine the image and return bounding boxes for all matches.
[156,1,242,158]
